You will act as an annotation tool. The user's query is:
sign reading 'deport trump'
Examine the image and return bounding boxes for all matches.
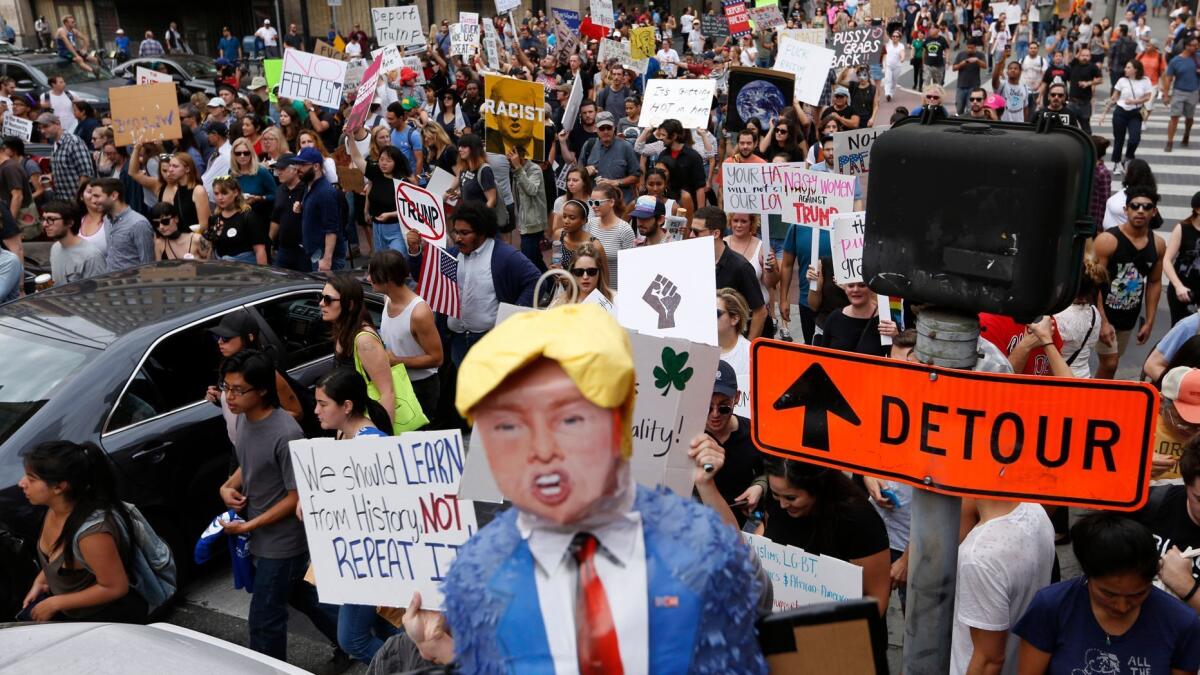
[395,179,447,248]
[833,126,889,175]
[290,431,477,609]
[278,49,347,110]
[110,82,182,146]
[371,6,426,54]
[751,342,1158,510]
[641,79,716,129]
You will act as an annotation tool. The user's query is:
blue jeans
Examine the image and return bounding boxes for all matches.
[248,553,340,660]
[449,331,485,367]
[220,251,259,264]
[373,222,410,255]
[1112,105,1143,163]
[310,249,348,272]
[274,246,311,272]
[956,87,972,116]
[520,232,547,273]
[337,603,399,663]
[0,249,19,302]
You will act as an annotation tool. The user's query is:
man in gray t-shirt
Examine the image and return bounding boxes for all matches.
[43,199,106,285]
[233,407,306,558]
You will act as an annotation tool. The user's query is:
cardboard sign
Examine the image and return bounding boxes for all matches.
[290,432,477,609]
[783,27,826,46]
[781,169,856,228]
[774,38,836,106]
[747,4,786,29]
[616,237,718,346]
[2,114,31,141]
[591,0,615,29]
[371,6,426,54]
[723,0,753,37]
[449,23,479,57]
[744,533,862,611]
[750,341,1158,510]
[279,48,348,110]
[631,26,657,60]
[551,7,581,60]
[457,425,504,503]
[598,38,632,68]
[368,45,404,75]
[628,330,720,496]
[264,58,282,103]
[725,67,795,133]
[344,52,384,132]
[641,79,716,129]
[496,0,522,12]
[833,125,889,175]
[395,179,447,248]
[110,82,182,146]
[702,13,731,38]
[135,66,173,85]
[759,599,889,673]
[561,73,584,133]
[314,39,348,61]
[831,26,885,69]
[459,11,479,26]
[722,161,809,216]
[482,75,547,161]
[831,211,865,284]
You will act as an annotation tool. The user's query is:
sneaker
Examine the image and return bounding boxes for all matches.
[779,326,794,342]
[1112,161,1123,176]
[1165,142,1173,152]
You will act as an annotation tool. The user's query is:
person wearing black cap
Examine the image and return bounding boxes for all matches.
[268,153,309,272]
[696,360,768,528]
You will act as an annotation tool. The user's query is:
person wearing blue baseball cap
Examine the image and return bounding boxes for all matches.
[293,147,347,272]
[629,195,667,246]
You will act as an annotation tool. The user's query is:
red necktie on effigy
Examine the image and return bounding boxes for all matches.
[570,532,624,675]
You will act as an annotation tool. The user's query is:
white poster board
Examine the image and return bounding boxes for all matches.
[459,11,479,26]
[561,74,584,133]
[774,38,836,106]
[831,211,866,285]
[640,79,717,129]
[2,114,32,142]
[832,125,889,175]
[617,236,718,346]
[370,45,405,75]
[135,66,173,85]
[721,161,808,217]
[592,0,616,28]
[278,48,348,109]
[781,168,857,228]
[449,23,479,57]
[496,0,522,13]
[743,533,863,611]
[371,6,426,54]
[290,431,477,609]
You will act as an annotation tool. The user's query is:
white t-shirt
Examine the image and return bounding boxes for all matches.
[345,41,363,58]
[885,40,905,65]
[740,45,757,66]
[656,48,680,77]
[949,503,1055,675]
[681,13,694,33]
[256,26,278,46]
[997,80,1030,122]
[1113,76,1153,111]
[46,90,76,133]
[1103,190,1127,231]
[721,336,752,419]
[1020,54,1047,90]
[1053,302,1100,378]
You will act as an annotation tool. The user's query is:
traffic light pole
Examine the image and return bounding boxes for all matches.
[902,308,979,674]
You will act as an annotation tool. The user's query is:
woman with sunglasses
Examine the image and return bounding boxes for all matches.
[150,202,207,261]
[909,84,951,119]
[562,243,614,305]
[760,118,805,163]
[762,456,892,616]
[319,275,397,430]
[727,212,778,337]
[585,184,635,289]
[433,89,465,139]
[230,137,277,230]
[131,150,210,231]
[208,176,268,265]
[884,30,909,101]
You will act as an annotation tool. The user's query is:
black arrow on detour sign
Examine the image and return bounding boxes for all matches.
[773,363,861,452]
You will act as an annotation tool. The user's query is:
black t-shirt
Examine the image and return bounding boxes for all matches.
[1034,106,1082,128]
[210,209,268,257]
[923,36,950,67]
[0,159,31,206]
[954,51,985,90]
[433,145,457,174]
[1134,485,1200,580]
[567,124,598,162]
[272,183,304,248]
[821,104,863,131]
[658,145,707,198]
[460,164,495,205]
[0,198,16,244]
[316,110,342,154]
[711,416,766,511]
[1068,61,1102,101]
[820,310,886,355]
[715,245,765,311]
[1042,64,1071,88]
[763,495,889,560]
[365,161,398,222]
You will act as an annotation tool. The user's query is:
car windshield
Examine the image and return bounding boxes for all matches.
[178,59,218,79]
[0,328,90,443]
[35,59,116,84]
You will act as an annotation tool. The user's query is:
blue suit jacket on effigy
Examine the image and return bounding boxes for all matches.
[443,485,768,674]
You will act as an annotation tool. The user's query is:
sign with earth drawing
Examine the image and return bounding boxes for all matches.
[723,67,795,134]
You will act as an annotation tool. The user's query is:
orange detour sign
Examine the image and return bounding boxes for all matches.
[750,340,1159,511]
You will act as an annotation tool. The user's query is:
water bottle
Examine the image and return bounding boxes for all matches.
[551,239,563,266]
[742,510,764,534]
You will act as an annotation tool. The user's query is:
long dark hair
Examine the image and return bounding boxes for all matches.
[23,441,132,567]
[764,456,872,552]
[317,368,392,433]
[328,274,370,358]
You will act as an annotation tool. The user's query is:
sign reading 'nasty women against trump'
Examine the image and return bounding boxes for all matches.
[782,168,857,228]
[278,49,348,110]
[290,431,477,610]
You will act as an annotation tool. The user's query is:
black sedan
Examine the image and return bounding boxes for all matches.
[111,55,225,102]
[0,262,377,617]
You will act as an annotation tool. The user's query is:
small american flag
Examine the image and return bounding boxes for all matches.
[418,246,461,318]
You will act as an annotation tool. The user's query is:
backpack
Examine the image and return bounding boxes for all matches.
[74,503,177,615]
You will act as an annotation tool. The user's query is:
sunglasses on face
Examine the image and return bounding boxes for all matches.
[318,294,341,305]
[153,217,174,225]
[969,96,984,102]
[776,128,789,134]
[586,198,612,207]
[233,151,252,156]
[1128,201,1155,211]
[717,309,727,318]
[571,267,600,277]
[925,95,941,100]
[709,404,733,415]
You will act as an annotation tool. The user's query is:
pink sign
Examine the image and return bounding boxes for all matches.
[344,53,384,133]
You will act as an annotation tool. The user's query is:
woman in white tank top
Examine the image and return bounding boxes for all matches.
[369,250,445,421]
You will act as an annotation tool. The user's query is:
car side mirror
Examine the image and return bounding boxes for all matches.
[15,79,33,89]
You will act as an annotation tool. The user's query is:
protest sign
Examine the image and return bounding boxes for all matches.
[110,82,182,146]
[395,179,447,248]
[787,27,827,46]
[426,167,455,202]
[617,236,718,346]
[449,23,479,57]
[551,6,580,60]
[631,26,657,60]
[344,52,383,133]
[598,38,632,68]
[371,6,425,54]
[701,13,731,38]
[290,431,476,609]
[773,38,835,105]
[743,533,862,612]
[561,73,584,133]
[264,58,282,103]
[723,0,752,37]
[482,75,547,161]
[831,25,885,69]
[459,11,479,26]
[400,56,425,83]
[747,4,785,29]
[2,114,31,142]
[592,0,615,28]
[641,78,716,129]
[831,211,865,284]
[725,67,794,133]
[722,161,808,217]
[135,66,172,84]
[582,288,614,313]
[496,0,521,12]
[991,2,1017,21]
[343,60,367,88]
[833,125,889,175]
[628,330,720,496]
[278,48,348,110]
[782,168,856,228]
[483,36,500,70]
[314,39,348,61]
